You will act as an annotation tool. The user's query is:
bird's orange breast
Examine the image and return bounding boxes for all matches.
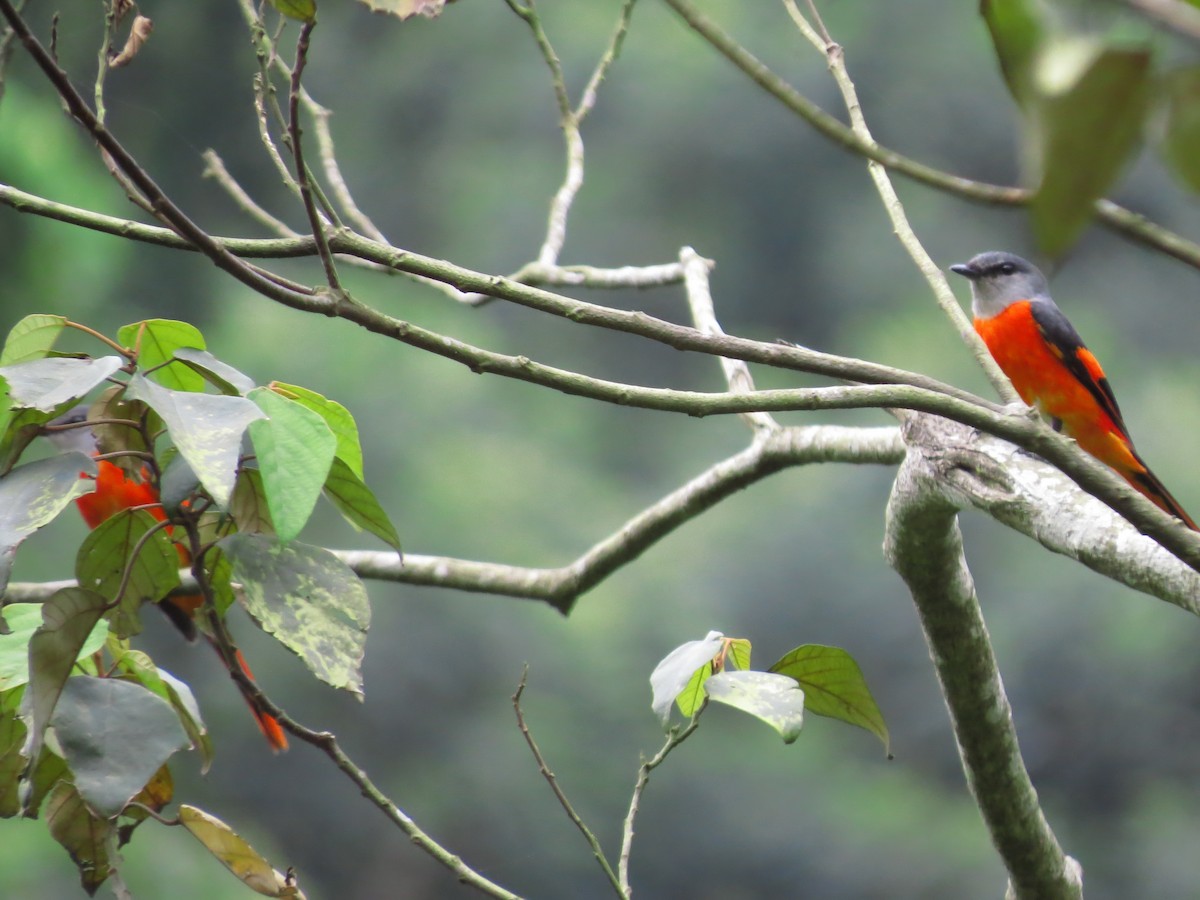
[973,302,1140,475]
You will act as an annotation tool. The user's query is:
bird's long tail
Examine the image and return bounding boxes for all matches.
[1124,457,1197,530]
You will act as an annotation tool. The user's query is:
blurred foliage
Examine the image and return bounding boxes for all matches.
[0,0,1199,898]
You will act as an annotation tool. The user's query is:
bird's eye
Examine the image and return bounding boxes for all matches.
[998,262,1016,275]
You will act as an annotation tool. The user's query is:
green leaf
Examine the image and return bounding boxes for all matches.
[126,373,265,508]
[19,589,109,783]
[118,319,207,392]
[675,663,711,719]
[271,382,364,479]
[323,457,402,551]
[1029,40,1153,257]
[248,387,337,544]
[112,647,213,774]
[981,0,1044,106]
[649,631,724,726]
[704,671,806,743]
[727,637,752,671]
[219,534,371,696]
[770,644,890,753]
[173,347,256,396]
[0,604,107,692]
[0,686,69,819]
[269,0,317,22]
[46,781,114,893]
[0,355,124,411]
[76,509,181,639]
[0,452,97,594]
[230,467,275,535]
[1162,65,1200,193]
[51,676,189,818]
[0,314,67,365]
[180,804,294,896]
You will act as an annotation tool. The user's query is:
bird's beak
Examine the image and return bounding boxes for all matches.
[949,263,977,279]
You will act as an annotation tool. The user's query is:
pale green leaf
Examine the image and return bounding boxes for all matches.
[704,671,806,744]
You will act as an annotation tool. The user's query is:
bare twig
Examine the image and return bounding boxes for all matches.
[661,0,1200,271]
[618,715,703,894]
[287,21,340,292]
[202,149,303,238]
[512,668,625,897]
[783,0,1016,403]
[0,0,317,310]
[678,245,777,432]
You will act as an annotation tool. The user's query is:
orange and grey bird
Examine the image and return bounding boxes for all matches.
[950,250,1196,530]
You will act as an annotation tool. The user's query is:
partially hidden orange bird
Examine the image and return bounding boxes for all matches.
[48,409,288,751]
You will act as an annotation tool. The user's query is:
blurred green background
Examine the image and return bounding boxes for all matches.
[4,0,1200,897]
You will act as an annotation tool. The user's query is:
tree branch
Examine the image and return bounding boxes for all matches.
[662,0,1200,271]
[884,413,1083,899]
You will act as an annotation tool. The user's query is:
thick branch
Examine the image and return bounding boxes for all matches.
[884,414,1083,899]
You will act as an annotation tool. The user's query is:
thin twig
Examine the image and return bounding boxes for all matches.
[512,668,626,897]
[661,0,1200,271]
[618,715,703,894]
[0,0,316,310]
[287,21,340,292]
[201,150,303,238]
[783,0,1017,403]
[678,245,777,432]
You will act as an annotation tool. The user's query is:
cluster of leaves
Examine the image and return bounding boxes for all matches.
[0,316,399,896]
[983,0,1200,256]
[649,631,889,753]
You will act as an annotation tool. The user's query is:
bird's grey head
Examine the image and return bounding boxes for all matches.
[949,251,1050,319]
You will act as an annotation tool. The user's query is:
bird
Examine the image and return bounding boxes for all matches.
[950,250,1196,530]
[46,408,289,751]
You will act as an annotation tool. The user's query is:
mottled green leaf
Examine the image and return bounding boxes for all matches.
[1030,40,1152,256]
[0,314,67,365]
[0,453,97,594]
[219,534,370,696]
[704,671,806,744]
[118,319,207,392]
[323,457,401,551]
[76,509,181,639]
[126,373,265,508]
[649,631,724,726]
[248,388,336,544]
[770,644,889,753]
[51,675,189,818]
[0,356,124,412]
